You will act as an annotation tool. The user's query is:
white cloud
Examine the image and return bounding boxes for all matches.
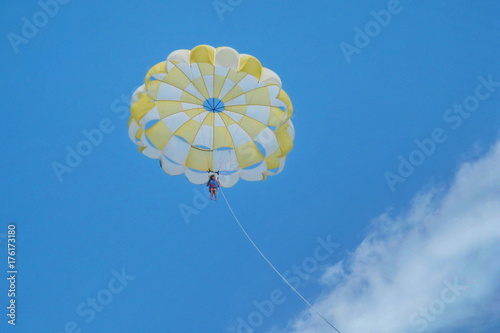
[283,139,500,333]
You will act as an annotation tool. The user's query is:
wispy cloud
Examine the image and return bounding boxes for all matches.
[282,138,500,333]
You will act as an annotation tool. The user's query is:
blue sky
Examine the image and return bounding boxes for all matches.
[1,1,499,333]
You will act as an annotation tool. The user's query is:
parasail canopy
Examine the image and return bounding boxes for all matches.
[128,45,294,187]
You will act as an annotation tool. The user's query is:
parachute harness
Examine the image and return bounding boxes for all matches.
[220,189,342,333]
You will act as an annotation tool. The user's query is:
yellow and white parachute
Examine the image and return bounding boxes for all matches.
[128,45,294,187]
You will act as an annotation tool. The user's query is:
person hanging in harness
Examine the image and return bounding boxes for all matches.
[206,174,220,200]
